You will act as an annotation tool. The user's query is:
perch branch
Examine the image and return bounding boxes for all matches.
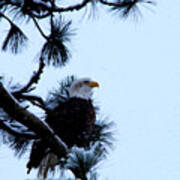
[0,82,68,157]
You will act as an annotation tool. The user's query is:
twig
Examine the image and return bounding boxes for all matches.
[52,0,91,12]
[15,94,47,110]
[4,0,91,16]
[100,0,134,7]
[100,0,154,7]
[0,12,14,25]
[13,58,45,95]
[32,17,48,39]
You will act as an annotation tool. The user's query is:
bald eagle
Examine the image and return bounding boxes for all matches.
[26,78,99,174]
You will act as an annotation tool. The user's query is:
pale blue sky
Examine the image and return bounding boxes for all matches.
[1,1,180,179]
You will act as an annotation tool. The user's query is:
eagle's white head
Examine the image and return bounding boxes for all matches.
[69,78,99,100]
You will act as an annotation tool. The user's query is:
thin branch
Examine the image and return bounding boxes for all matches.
[0,82,68,157]
[50,0,55,34]
[4,0,91,16]
[32,17,48,39]
[24,0,91,19]
[0,12,14,25]
[100,0,133,7]
[32,0,91,13]
[52,0,91,12]
[2,0,153,20]
[100,0,153,7]
[15,94,47,110]
[13,58,45,95]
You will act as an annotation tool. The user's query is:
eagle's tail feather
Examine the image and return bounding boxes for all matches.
[26,140,47,174]
[37,153,59,179]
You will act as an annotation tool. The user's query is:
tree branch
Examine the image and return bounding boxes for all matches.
[52,0,91,12]
[14,94,47,110]
[0,12,14,25]
[0,82,68,157]
[32,17,48,39]
[3,0,91,17]
[13,58,45,95]
[1,0,154,21]
[99,0,153,7]
[20,0,91,19]
[0,119,37,139]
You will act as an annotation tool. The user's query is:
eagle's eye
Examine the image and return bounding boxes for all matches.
[83,80,90,84]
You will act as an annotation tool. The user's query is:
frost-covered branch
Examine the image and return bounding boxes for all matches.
[0,82,68,157]
[0,119,37,139]
[14,94,46,110]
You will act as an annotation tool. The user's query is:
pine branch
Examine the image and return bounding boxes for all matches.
[1,0,154,20]
[0,12,28,54]
[100,0,153,7]
[0,82,68,157]
[100,0,154,18]
[67,143,106,180]
[40,16,73,67]
[27,0,91,14]
[45,76,75,110]
[2,0,91,19]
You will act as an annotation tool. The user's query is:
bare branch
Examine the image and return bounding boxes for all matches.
[32,17,48,39]
[13,58,45,95]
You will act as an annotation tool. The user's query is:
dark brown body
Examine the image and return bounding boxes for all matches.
[27,97,96,171]
[46,97,95,147]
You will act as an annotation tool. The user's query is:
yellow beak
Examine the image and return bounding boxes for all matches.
[87,81,99,88]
